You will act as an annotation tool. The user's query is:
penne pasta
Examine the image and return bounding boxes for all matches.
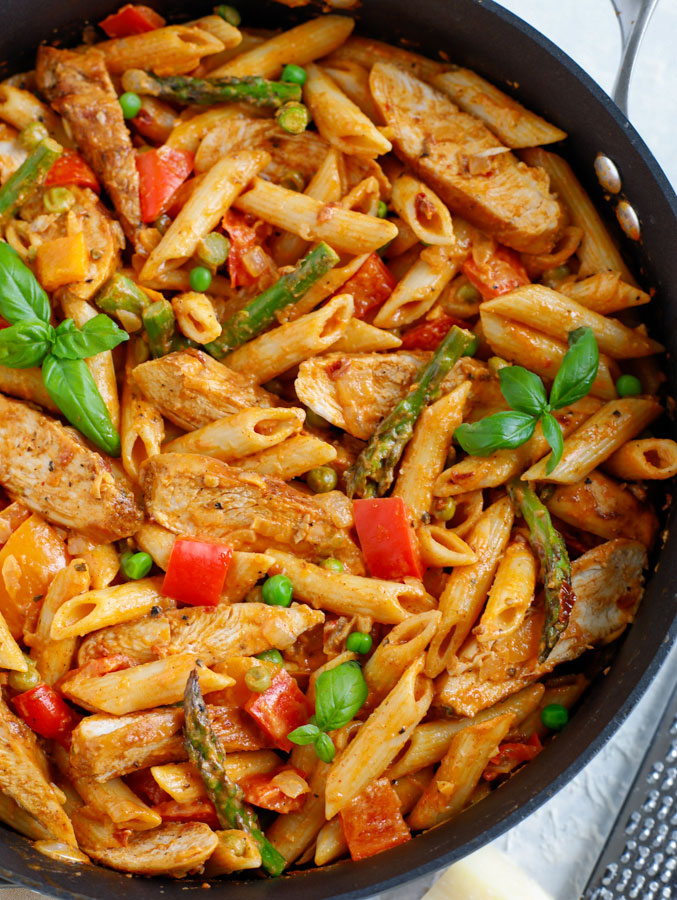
[268,760,330,865]
[0,364,58,412]
[603,438,677,481]
[559,272,651,314]
[0,607,26,671]
[314,817,348,866]
[363,611,440,704]
[329,317,402,353]
[172,291,222,344]
[50,577,168,640]
[0,83,70,145]
[204,830,262,876]
[416,526,477,568]
[120,338,164,484]
[0,792,54,842]
[323,60,382,123]
[151,752,280,804]
[325,35,447,82]
[235,434,338,480]
[474,539,537,643]
[390,174,455,246]
[97,26,225,76]
[66,769,162,832]
[281,252,370,322]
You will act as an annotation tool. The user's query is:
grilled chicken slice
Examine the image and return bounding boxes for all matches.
[369,62,564,254]
[0,697,76,846]
[141,452,364,572]
[133,349,281,431]
[0,393,143,541]
[36,46,141,238]
[78,601,324,665]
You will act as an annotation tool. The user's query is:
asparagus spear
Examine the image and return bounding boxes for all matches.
[122,69,302,109]
[345,326,476,499]
[183,669,286,877]
[205,242,339,358]
[0,138,62,225]
[508,478,574,662]
[96,273,151,319]
[142,299,176,358]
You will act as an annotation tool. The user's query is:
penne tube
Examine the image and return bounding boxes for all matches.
[233,178,397,255]
[387,683,544,780]
[65,535,119,591]
[97,26,225,76]
[521,225,584,278]
[426,496,514,678]
[151,752,280,803]
[236,434,338,480]
[323,60,381,123]
[197,31,264,76]
[518,676,589,740]
[69,771,162,831]
[50,577,167,640]
[304,63,392,159]
[325,656,433,818]
[603,438,677,481]
[521,148,636,283]
[390,173,455,246]
[416,526,477,568]
[268,550,432,624]
[407,714,513,830]
[339,175,381,216]
[166,105,259,153]
[523,397,663,483]
[226,294,354,384]
[544,470,659,547]
[0,364,58,412]
[121,338,164,483]
[0,608,26,671]
[482,285,663,359]
[474,539,537,643]
[0,84,70,146]
[163,407,305,461]
[210,16,354,78]
[442,489,485,538]
[433,69,567,148]
[204,830,262,876]
[0,792,54,841]
[559,272,651,314]
[267,760,331,864]
[363,611,441,704]
[141,149,270,281]
[328,317,402,353]
[172,291,222,345]
[184,14,242,48]
[59,653,233,715]
[281,252,369,321]
[325,35,447,82]
[314,817,348,866]
[373,244,463,328]
[394,383,471,521]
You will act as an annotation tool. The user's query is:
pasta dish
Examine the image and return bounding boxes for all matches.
[0,3,672,879]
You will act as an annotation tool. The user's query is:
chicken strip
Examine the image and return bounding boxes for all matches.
[133,349,281,431]
[369,62,564,254]
[141,453,364,572]
[35,46,141,237]
[0,393,143,541]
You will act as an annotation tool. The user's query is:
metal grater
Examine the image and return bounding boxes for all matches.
[582,680,677,900]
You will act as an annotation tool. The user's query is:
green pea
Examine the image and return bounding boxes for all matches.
[255,649,284,665]
[8,654,41,693]
[377,200,388,218]
[280,170,306,192]
[262,574,293,607]
[542,264,571,288]
[276,101,311,135]
[540,703,569,730]
[434,497,456,523]
[305,407,331,429]
[306,466,338,494]
[189,265,213,292]
[456,282,481,305]
[19,121,49,150]
[154,214,172,235]
[120,551,153,580]
[43,186,75,215]
[346,631,372,654]
[245,666,272,693]
[215,5,241,26]
[281,64,308,86]
[119,91,142,119]
[616,374,642,397]
[195,232,230,270]
[321,558,344,573]
[314,731,336,763]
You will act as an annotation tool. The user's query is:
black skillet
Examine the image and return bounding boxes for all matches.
[0,1,676,898]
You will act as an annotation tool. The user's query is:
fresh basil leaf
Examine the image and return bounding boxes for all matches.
[287,724,321,746]
[455,411,537,456]
[51,314,129,360]
[0,320,54,368]
[549,327,599,410]
[541,412,564,475]
[314,661,368,733]
[41,354,121,456]
[314,732,335,763]
[0,242,50,324]
[499,365,548,417]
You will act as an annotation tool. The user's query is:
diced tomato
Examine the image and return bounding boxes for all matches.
[0,316,9,329]
[240,768,307,814]
[45,151,100,194]
[462,244,530,301]
[153,799,219,829]
[400,314,468,351]
[124,768,171,806]
[244,669,309,752]
[99,4,166,38]
[353,497,424,580]
[12,684,78,746]
[337,252,396,318]
[136,147,194,224]
[162,538,232,607]
[483,734,542,782]
[57,654,136,686]
[340,777,411,861]
[222,210,264,289]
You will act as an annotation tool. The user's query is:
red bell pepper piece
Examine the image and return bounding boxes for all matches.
[153,799,220,829]
[240,767,307,814]
[222,210,264,289]
[353,497,424,580]
[244,669,309,752]
[400,314,467,351]
[162,538,232,607]
[99,4,166,38]
[483,733,542,782]
[462,244,530,301]
[136,147,194,224]
[340,777,411,861]
[125,768,172,806]
[12,684,78,745]
[337,252,396,318]
[45,150,100,194]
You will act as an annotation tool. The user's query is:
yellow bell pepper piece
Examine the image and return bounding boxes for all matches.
[36,232,88,292]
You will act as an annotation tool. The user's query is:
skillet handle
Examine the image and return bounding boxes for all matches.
[609,0,659,114]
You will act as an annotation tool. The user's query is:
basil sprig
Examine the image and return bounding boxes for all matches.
[0,242,128,456]
[287,660,368,763]
[455,327,599,474]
